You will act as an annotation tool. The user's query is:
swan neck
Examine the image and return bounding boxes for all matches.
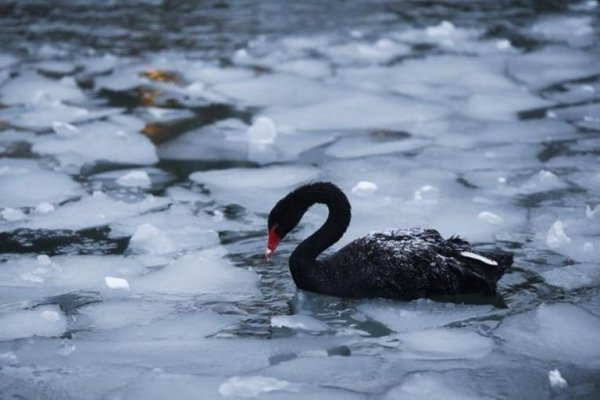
[290,185,351,265]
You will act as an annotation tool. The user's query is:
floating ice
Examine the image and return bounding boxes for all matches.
[1,208,25,221]
[36,255,51,266]
[219,376,298,398]
[135,251,258,297]
[0,53,16,69]
[477,119,576,144]
[182,64,254,85]
[496,303,600,366]
[79,53,118,74]
[548,369,568,389]
[0,72,84,105]
[397,328,493,359]
[326,39,411,65]
[529,16,594,46]
[79,300,174,331]
[35,202,55,214]
[0,159,80,208]
[116,170,152,188]
[144,107,194,122]
[413,185,439,204]
[34,120,158,167]
[426,21,456,38]
[542,263,600,290]
[190,165,319,212]
[52,121,80,137]
[495,39,512,51]
[383,372,483,400]
[159,118,249,162]
[267,93,448,131]
[358,299,497,332]
[37,61,76,75]
[128,223,176,255]
[586,205,599,219]
[326,136,428,158]
[247,116,277,145]
[477,211,503,225]
[0,255,145,298]
[520,170,567,194]
[509,46,600,88]
[111,205,219,252]
[351,181,378,197]
[276,59,330,79]
[0,305,66,341]
[41,309,61,322]
[13,192,169,231]
[271,315,328,332]
[214,74,351,107]
[105,276,130,290]
[0,101,95,131]
[546,220,572,249]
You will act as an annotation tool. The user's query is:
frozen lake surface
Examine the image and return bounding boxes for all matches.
[0,0,599,398]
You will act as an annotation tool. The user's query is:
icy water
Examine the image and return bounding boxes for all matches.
[0,0,599,398]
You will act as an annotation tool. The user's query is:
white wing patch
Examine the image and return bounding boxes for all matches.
[460,251,498,266]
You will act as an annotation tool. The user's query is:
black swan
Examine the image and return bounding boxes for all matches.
[266,181,512,300]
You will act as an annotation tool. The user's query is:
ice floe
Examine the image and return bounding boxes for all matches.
[266,93,448,131]
[105,276,130,290]
[190,165,320,212]
[0,159,80,208]
[0,71,84,106]
[33,119,158,167]
[271,314,328,332]
[548,369,568,389]
[358,299,497,332]
[0,305,66,341]
[219,376,299,398]
[134,250,259,297]
[127,223,177,255]
[382,372,484,400]
[10,192,169,231]
[496,303,600,366]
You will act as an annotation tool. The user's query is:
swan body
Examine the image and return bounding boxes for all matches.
[267,182,512,300]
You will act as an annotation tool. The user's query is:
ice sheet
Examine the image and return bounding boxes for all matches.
[0,159,80,208]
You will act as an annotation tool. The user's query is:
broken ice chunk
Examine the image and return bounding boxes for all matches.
[426,21,456,37]
[116,170,152,188]
[546,220,572,249]
[1,207,25,221]
[0,305,67,341]
[495,39,513,51]
[477,211,503,225]
[219,376,298,398]
[35,202,55,214]
[128,223,176,255]
[351,181,378,197]
[548,369,568,389]
[37,254,52,266]
[270,315,328,332]
[413,185,440,204]
[41,309,61,322]
[585,204,599,219]
[247,116,277,145]
[0,72,84,105]
[52,121,80,137]
[105,276,130,290]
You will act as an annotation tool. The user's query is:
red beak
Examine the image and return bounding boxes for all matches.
[266,227,280,258]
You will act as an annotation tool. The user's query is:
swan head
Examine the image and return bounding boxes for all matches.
[266,190,306,257]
